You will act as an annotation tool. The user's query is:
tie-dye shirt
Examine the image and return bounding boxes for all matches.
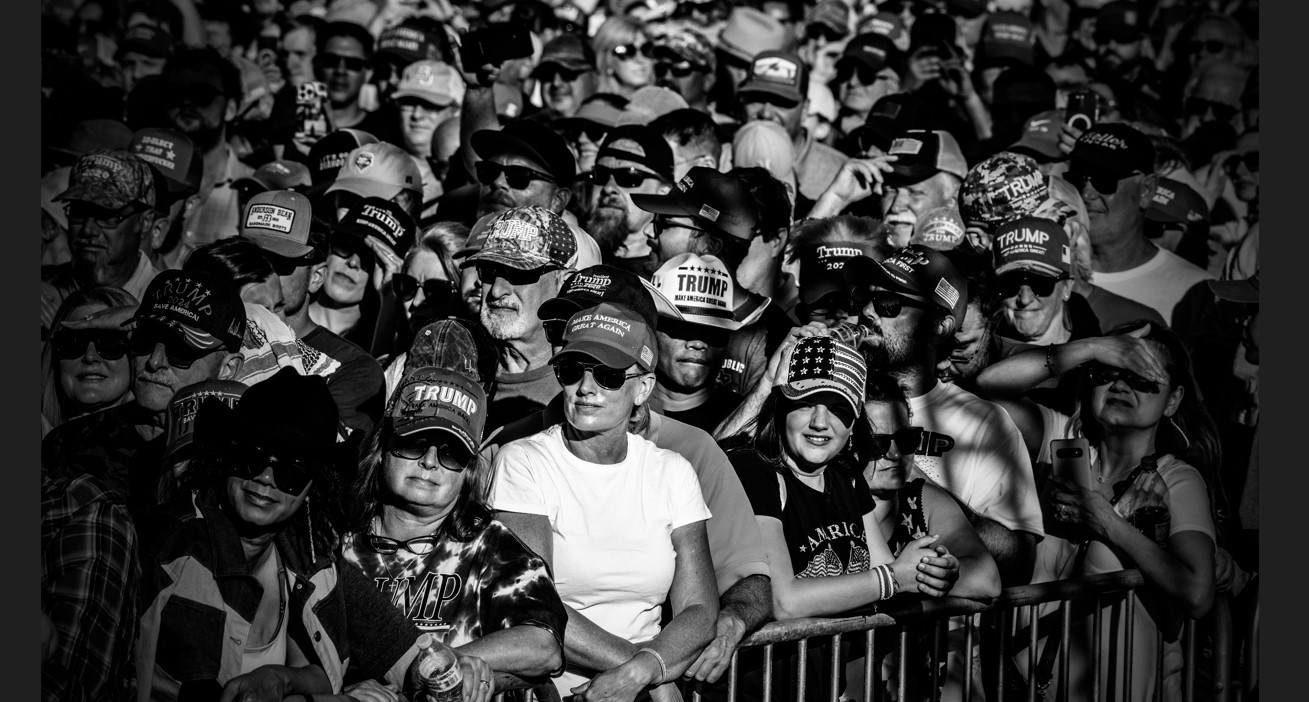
[340,518,567,658]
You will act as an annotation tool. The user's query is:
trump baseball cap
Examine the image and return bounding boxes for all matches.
[130,270,248,352]
[843,244,968,329]
[960,152,1050,230]
[992,216,1071,278]
[553,302,657,372]
[389,365,488,455]
[910,206,968,251]
[797,242,879,305]
[164,379,247,464]
[540,264,681,334]
[632,167,758,240]
[335,197,417,258]
[1147,178,1210,227]
[461,206,578,271]
[883,130,967,188]
[241,190,316,259]
[56,149,157,211]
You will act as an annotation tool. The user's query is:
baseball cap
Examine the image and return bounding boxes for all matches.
[842,244,968,329]
[118,24,174,60]
[461,206,578,272]
[241,190,316,259]
[837,33,904,80]
[650,253,768,330]
[556,94,629,133]
[809,1,852,39]
[883,130,968,188]
[1095,1,1144,44]
[326,142,424,199]
[534,32,596,75]
[992,215,1072,278]
[553,302,657,372]
[738,51,808,106]
[335,197,417,258]
[405,319,484,384]
[991,64,1057,110]
[56,149,157,211]
[944,0,989,19]
[1068,123,1155,181]
[718,7,788,65]
[164,379,247,465]
[849,93,928,153]
[472,119,577,185]
[377,20,444,66]
[910,206,968,251]
[632,167,758,241]
[233,160,313,195]
[780,336,868,420]
[53,119,134,159]
[1147,178,1210,226]
[130,270,248,353]
[393,60,466,108]
[796,241,879,305]
[129,128,202,197]
[977,11,1037,68]
[614,86,690,126]
[596,124,675,181]
[389,365,488,455]
[959,152,1050,230]
[654,27,714,72]
[540,264,682,334]
[860,12,907,48]
[307,129,379,187]
[1008,110,1067,163]
[1208,273,1259,305]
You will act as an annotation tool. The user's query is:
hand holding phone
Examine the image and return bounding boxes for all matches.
[294,81,332,144]
[1050,438,1093,490]
[1065,90,1099,132]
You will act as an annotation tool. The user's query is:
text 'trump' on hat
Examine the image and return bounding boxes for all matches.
[649,252,768,330]
[992,215,1071,278]
[796,241,879,305]
[335,196,417,259]
[130,269,248,353]
[389,365,488,455]
[56,149,157,211]
[460,206,578,272]
[960,152,1050,229]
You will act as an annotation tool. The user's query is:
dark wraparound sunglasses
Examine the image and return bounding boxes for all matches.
[1085,362,1162,394]
[867,428,924,460]
[852,290,929,319]
[475,161,556,190]
[52,330,130,360]
[388,433,471,470]
[228,441,317,496]
[1063,169,1135,195]
[392,274,455,304]
[997,273,1067,299]
[330,235,376,270]
[588,166,661,188]
[128,327,214,369]
[612,43,655,61]
[553,359,642,390]
[315,52,368,73]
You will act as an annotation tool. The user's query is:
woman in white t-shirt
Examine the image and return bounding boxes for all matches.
[490,302,718,702]
[981,321,1221,702]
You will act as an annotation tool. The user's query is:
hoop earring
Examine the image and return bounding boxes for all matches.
[1169,416,1190,450]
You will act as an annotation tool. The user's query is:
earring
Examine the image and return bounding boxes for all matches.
[1169,416,1190,450]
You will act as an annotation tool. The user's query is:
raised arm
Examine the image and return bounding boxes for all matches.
[975,327,1166,401]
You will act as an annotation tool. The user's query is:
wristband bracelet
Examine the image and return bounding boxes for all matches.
[638,647,668,684]
[886,564,900,596]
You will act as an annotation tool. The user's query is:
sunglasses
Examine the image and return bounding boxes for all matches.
[1227,151,1259,173]
[475,262,548,287]
[392,274,455,304]
[1184,39,1234,56]
[804,23,844,43]
[589,165,660,188]
[364,533,441,555]
[553,359,643,391]
[867,427,923,460]
[652,216,712,239]
[475,161,556,190]
[329,235,376,270]
[1063,169,1133,195]
[997,273,1067,299]
[1184,97,1238,123]
[659,317,730,348]
[316,52,368,73]
[65,203,148,229]
[612,43,655,61]
[229,440,317,496]
[51,330,131,360]
[835,63,890,87]
[128,327,213,369]
[1085,362,1161,394]
[655,61,701,79]
[853,290,928,319]
[165,83,225,106]
[537,65,586,84]
[388,433,472,469]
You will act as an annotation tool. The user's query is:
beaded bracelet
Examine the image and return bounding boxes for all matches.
[638,647,668,684]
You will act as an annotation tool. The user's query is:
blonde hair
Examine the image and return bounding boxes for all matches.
[41,287,140,435]
[592,16,649,96]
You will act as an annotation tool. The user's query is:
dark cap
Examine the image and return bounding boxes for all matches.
[165,379,247,464]
[307,128,380,186]
[977,11,1037,68]
[335,197,417,258]
[1069,123,1155,180]
[1147,178,1210,227]
[118,23,174,59]
[992,215,1072,278]
[377,20,443,65]
[540,264,676,331]
[233,160,313,195]
[738,51,808,106]
[130,270,247,352]
[631,166,758,240]
[910,12,958,50]
[883,130,968,188]
[555,93,628,133]
[1095,1,1144,44]
[843,244,968,328]
[596,124,675,181]
[472,119,577,185]
[56,149,157,210]
[1208,274,1259,305]
[1008,110,1066,163]
[389,365,487,455]
[653,27,715,71]
[849,93,928,153]
[797,241,879,305]
[553,302,657,372]
[56,119,135,159]
[837,33,904,79]
[533,32,595,75]
[129,127,202,196]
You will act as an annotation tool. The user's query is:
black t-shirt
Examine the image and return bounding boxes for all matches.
[302,325,386,437]
[660,388,743,436]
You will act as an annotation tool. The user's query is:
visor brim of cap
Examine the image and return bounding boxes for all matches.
[533,58,594,75]
[464,249,562,272]
[841,256,920,298]
[779,386,858,417]
[471,132,559,182]
[391,418,479,456]
[1207,279,1258,305]
[53,184,139,210]
[836,54,889,75]
[737,84,802,107]
[995,261,1067,278]
[552,343,644,372]
[882,163,941,188]
[128,316,228,353]
[800,277,848,306]
[392,89,457,107]
[325,177,415,200]
[539,296,587,323]
[241,231,316,259]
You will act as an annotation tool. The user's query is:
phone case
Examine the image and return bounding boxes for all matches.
[295,81,331,142]
[1065,92,1099,132]
[1051,438,1093,489]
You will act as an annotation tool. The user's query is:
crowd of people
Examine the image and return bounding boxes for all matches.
[39,0,1259,700]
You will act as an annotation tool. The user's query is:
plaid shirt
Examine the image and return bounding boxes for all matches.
[42,472,140,702]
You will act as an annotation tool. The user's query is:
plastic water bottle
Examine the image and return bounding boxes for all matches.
[415,633,464,702]
[1122,455,1172,548]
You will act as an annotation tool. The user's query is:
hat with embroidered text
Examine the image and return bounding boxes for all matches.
[717,7,787,64]
[335,197,417,258]
[553,302,657,372]
[738,51,808,105]
[56,149,157,210]
[308,129,380,186]
[883,130,967,187]
[1008,110,1066,163]
[910,206,967,251]
[977,11,1037,68]
[393,60,466,107]
[241,190,316,258]
[797,241,879,305]
[992,215,1071,277]
[1069,123,1155,180]
[1147,178,1209,227]
[389,365,487,454]
[960,152,1050,230]
[130,270,247,352]
[129,127,202,196]
[233,160,313,194]
[842,244,967,328]
[118,23,174,59]
[472,119,577,184]
[461,206,577,271]
[377,20,444,65]
[632,167,758,240]
[650,253,766,330]
[541,264,681,331]
[596,124,675,181]
[781,336,867,420]
[837,33,904,79]
[165,379,247,464]
[326,142,424,199]
[860,12,907,48]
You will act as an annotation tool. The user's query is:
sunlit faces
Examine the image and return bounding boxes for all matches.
[130,329,232,413]
[476,154,561,217]
[399,99,457,154]
[782,395,856,473]
[225,465,311,530]
[321,235,372,306]
[655,318,728,393]
[938,300,992,385]
[382,431,472,517]
[477,263,559,342]
[558,354,651,435]
[861,399,915,493]
[1088,351,1182,432]
[742,94,806,140]
[854,287,932,371]
[881,174,956,248]
[838,65,900,115]
[997,273,1071,342]
[54,303,133,411]
[316,35,370,106]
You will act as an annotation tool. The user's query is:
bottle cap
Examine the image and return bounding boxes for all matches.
[417,633,433,649]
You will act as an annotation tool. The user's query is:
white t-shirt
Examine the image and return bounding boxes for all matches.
[1091,246,1214,325]
[908,381,1045,537]
[490,423,712,692]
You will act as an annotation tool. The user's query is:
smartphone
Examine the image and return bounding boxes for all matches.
[1050,438,1093,490]
[1065,90,1099,132]
[459,23,534,68]
[295,81,331,143]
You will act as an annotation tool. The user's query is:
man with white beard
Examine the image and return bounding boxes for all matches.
[582,125,675,278]
[459,206,583,432]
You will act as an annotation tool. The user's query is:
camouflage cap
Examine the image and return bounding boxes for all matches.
[55,149,157,211]
[460,206,578,272]
[959,152,1049,230]
[655,27,715,71]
